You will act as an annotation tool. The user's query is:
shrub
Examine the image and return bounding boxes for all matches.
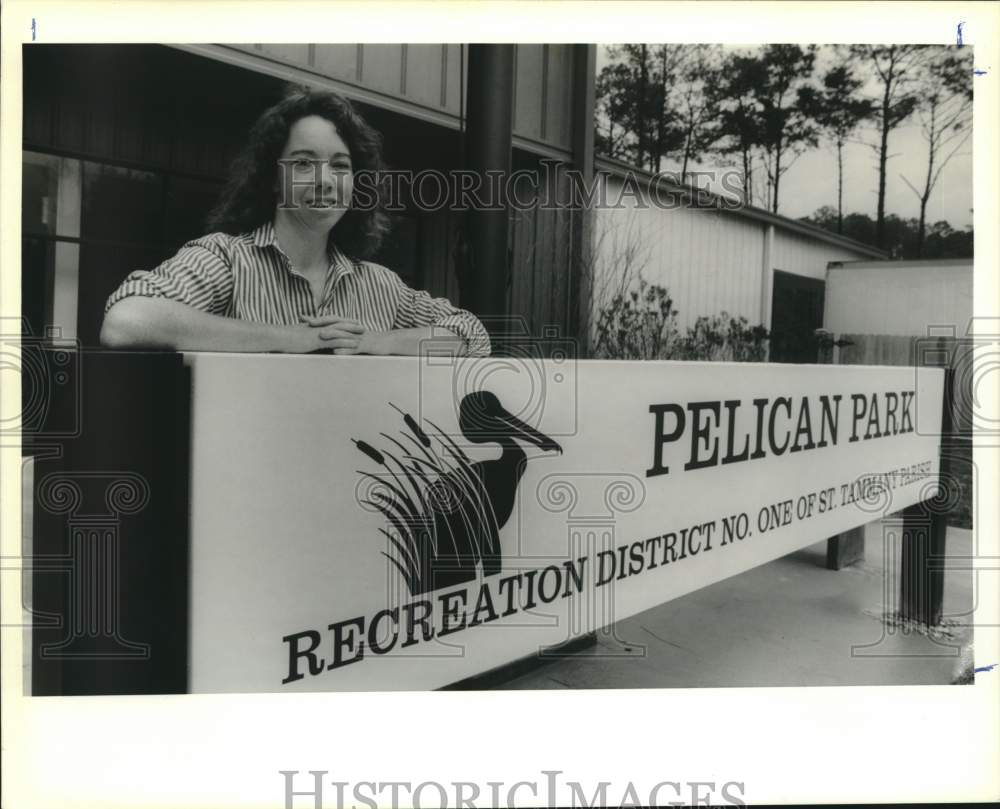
[675,312,770,362]
[592,279,680,360]
[592,278,769,362]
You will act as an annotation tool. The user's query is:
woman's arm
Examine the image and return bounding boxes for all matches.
[101,297,363,353]
[101,234,362,353]
[377,267,492,357]
[300,319,469,356]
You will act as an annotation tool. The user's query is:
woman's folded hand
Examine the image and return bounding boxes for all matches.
[299,314,386,355]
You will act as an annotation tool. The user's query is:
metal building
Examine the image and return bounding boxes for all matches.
[593,162,885,362]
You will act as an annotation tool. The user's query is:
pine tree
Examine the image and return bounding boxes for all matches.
[805,57,876,233]
[900,47,973,256]
[849,45,929,248]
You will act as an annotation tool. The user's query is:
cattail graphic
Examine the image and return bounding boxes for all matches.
[404,414,431,447]
[391,402,432,447]
[353,394,560,596]
[352,439,385,466]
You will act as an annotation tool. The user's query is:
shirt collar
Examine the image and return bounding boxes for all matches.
[249,221,279,249]
[247,222,356,281]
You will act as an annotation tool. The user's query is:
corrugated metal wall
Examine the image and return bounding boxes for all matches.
[593,174,765,330]
[772,229,873,281]
[593,174,880,333]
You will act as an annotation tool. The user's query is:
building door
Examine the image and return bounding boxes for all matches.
[769,270,825,363]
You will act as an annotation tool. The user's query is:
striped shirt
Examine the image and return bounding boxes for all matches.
[105,221,491,356]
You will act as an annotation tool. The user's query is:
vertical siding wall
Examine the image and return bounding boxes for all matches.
[224,44,579,157]
[593,174,878,332]
[772,229,873,281]
[512,45,575,153]
[507,157,578,340]
[593,174,765,331]
[242,43,465,117]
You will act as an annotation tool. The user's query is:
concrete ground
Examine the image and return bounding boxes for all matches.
[500,521,976,689]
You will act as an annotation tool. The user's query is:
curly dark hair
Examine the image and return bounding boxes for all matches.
[206,86,390,259]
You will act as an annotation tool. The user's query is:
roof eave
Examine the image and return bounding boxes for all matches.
[593,156,888,260]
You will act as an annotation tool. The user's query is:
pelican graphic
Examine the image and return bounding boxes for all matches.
[353,392,562,595]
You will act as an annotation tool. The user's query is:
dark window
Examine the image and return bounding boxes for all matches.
[21,151,227,347]
[21,153,80,339]
[82,161,164,245]
[22,159,59,237]
[21,237,55,337]
[77,243,171,347]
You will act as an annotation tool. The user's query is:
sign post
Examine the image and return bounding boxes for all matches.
[899,365,955,626]
[817,328,867,571]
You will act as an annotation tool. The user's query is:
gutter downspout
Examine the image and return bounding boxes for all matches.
[569,44,597,355]
[761,223,775,361]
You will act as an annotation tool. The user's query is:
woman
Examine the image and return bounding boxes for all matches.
[100,87,491,357]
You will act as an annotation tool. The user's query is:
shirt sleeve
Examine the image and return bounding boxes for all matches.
[104,234,235,316]
[387,271,492,357]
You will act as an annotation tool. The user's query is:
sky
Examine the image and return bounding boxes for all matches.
[595,44,975,229]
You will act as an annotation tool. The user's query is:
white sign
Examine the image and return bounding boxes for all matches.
[186,354,944,692]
